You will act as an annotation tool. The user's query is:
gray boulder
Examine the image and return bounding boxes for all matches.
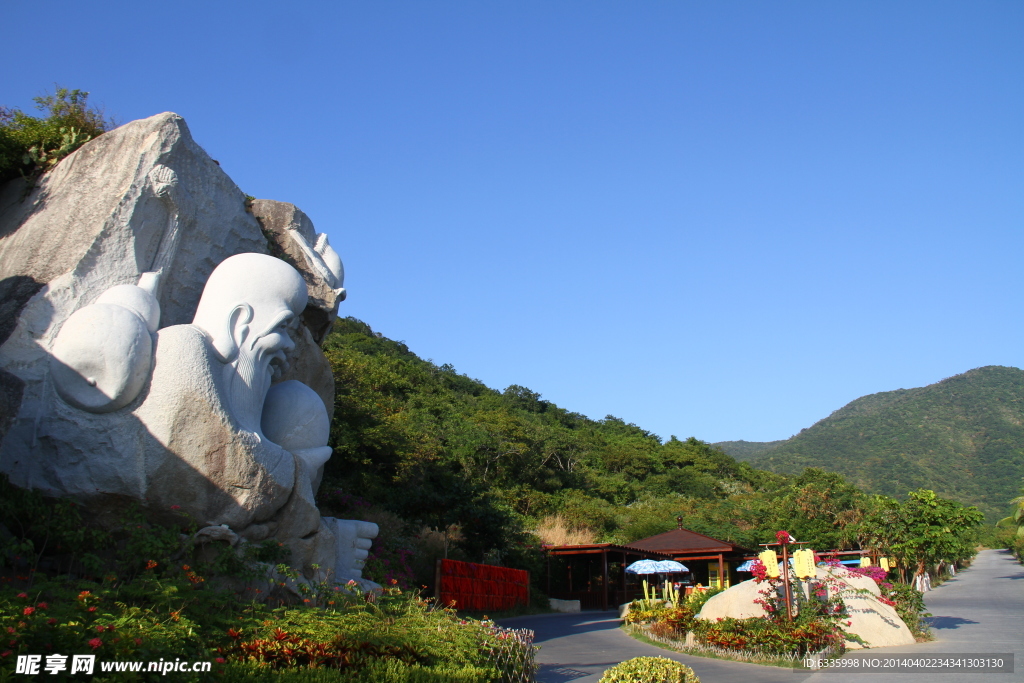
[696,567,915,649]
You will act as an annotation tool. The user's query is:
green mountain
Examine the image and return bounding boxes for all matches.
[314,318,986,579]
[319,317,778,556]
[727,366,1024,521]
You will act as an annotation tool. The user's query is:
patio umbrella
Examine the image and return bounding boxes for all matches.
[736,560,756,572]
[652,560,689,573]
[624,559,664,575]
[625,559,690,574]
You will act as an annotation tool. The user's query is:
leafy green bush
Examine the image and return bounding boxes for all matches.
[0,87,113,185]
[879,581,931,639]
[684,586,721,613]
[599,656,699,683]
[623,602,670,625]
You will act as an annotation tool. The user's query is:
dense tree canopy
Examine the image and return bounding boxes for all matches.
[318,317,982,582]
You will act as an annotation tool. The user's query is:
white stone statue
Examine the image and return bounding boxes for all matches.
[0,112,380,587]
[191,254,308,434]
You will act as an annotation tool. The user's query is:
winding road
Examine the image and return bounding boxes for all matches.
[499,549,1023,683]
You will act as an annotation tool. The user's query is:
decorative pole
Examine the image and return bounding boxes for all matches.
[760,531,810,622]
[780,539,793,621]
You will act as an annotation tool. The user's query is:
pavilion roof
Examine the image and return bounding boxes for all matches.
[542,542,673,559]
[623,527,750,556]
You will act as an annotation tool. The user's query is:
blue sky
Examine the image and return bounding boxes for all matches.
[5,1,1022,443]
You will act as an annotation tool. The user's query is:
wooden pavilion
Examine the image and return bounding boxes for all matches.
[545,521,752,610]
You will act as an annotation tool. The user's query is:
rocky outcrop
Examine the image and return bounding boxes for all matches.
[696,567,915,649]
[0,112,372,585]
[249,200,346,345]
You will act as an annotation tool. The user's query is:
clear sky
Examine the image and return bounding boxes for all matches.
[5,1,1022,443]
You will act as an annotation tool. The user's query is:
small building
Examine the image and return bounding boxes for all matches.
[544,523,752,610]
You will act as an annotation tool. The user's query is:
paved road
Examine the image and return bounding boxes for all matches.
[499,549,1023,683]
[803,548,1024,683]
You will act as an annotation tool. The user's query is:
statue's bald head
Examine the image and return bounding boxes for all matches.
[192,254,307,362]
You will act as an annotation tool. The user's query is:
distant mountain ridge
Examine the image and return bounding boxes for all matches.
[715,366,1024,522]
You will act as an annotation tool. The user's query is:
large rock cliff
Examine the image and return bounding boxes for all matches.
[0,113,374,587]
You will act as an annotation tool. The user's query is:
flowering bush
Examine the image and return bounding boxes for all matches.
[839,564,888,583]
[1,478,537,681]
[691,615,842,656]
[750,559,768,583]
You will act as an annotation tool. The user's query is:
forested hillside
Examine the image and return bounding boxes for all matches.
[314,318,982,586]
[729,366,1024,522]
[712,439,785,461]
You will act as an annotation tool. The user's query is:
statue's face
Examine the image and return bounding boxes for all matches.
[248,306,301,378]
[192,253,308,365]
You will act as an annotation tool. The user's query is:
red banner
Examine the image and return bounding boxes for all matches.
[437,559,529,612]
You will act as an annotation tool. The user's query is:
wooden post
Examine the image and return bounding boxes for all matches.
[602,548,609,611]
[717,553,724,590]
[621,551,627,599]
[780,543,793,621]
[546,553,551,598]
[760,539,809,622]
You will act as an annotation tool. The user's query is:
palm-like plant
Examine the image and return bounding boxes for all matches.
[997,483,1024,539]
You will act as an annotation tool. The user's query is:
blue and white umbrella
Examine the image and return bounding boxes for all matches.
[736,560,756,572]
[625,559,664,575]
[626,559,689,574]
[653,560,689,573]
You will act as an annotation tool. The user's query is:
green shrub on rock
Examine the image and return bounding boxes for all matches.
[0,86,113,184]
[599,656,699,683]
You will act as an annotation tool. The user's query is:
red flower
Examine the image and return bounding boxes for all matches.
[16,593,27,599]
[215,658,226,664]
[22,607,34,616]
[146,560,158,570]
[36,602,47,610]
[47,619,56,625]
[88,607,97,612]
[775,530,791,545]
[88,638,102,650]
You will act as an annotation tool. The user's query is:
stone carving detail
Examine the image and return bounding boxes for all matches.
[50,280,161,413]
[325,517,380,588]
[249,200,346,344]
[0,112,378,586]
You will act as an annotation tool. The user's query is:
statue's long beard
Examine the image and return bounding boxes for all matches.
[226,340,276,436]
